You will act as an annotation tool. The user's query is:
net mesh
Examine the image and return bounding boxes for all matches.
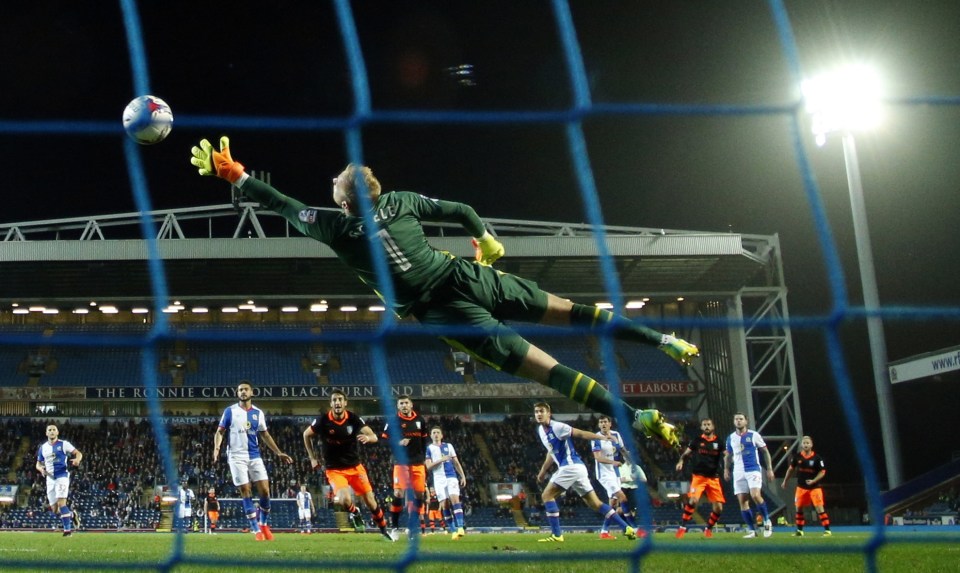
[2,0,959,571]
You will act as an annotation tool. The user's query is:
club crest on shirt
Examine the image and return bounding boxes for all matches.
[299,209,317,224]
[346,426,354,435]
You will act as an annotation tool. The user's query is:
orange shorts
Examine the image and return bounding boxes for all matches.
[392,465,426,493]
[326,464,373,496]
[689,475,726,504]
[207,511,219,524]
[428,509,442,521]
[794,487,825,508]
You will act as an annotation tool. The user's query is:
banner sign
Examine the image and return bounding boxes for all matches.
[46,380,697,401]
[84,385,420,401]
[889,345,960,384]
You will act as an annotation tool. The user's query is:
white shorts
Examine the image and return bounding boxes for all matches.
[228,457,268,486]
[434,476,461,502]
[46,476,70,506]
[298,508,312,520]
[732,470,763,495]
[178,506,193,519]
[549,464,594,497]
[598,472,623,498]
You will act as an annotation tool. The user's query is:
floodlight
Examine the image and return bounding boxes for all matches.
[802,64,883,146]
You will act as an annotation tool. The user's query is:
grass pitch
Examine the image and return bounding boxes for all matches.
[0,529,957,572]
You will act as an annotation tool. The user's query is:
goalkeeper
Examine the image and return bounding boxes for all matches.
[190,137,699,446]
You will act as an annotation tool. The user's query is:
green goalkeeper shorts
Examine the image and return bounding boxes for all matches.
[411,257,549,374]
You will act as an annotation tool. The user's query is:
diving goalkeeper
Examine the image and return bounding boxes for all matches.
[190,137,699,446]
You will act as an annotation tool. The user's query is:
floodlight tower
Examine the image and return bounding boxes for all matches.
[802,65,902,488]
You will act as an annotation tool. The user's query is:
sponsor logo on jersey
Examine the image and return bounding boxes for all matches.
[299,209,318,224]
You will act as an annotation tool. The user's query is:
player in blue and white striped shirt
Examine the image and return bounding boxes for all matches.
[213,380,293,541]
[35,424,82,537]
[296,485,315,534]
[724,412,775,538]
[425,426,467,539]
[591,415,640,538]
[176,480,196,532]
[534,402,636,543]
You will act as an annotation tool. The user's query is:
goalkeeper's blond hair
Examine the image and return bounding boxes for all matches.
[338,164,381,209]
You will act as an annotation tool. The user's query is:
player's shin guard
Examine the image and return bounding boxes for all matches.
[544,500,562,537]
[757,501,770,522]
[372,506,388,531]
[818,511,831,531]
[390,498,403,528]
[241,498,261,533]
[60,505,73,532]
[570,303,663,346]
[600,503,629,530]
[407,497,423,534]
[258,496,271,525]
[707,511,721,529]
[741,509,755,530]
[796,511,805,531]
[681,502,695,525]
[546,364,627,420]
[453,502,464,529]
[620,499,635,527]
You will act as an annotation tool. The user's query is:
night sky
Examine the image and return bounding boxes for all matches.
[2,1,959,486]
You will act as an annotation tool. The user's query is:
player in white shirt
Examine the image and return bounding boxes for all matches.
[176,481,196,532]
[591,415,640,539]
[425,426,467,539]
[296,485,315,534]
[213,380,293,541]
[723,412,775,538]
[35,424,83,537]
[534,402,636,543]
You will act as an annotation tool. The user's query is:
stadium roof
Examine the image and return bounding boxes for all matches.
[0,204,781,307]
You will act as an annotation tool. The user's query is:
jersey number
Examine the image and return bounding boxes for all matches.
[377,229,412,271]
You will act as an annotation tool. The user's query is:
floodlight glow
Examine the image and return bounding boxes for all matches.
[42,308,59,314]
[72,308,89,315]
[99,306,119,314]
[131,308,149,314]
[339,305,358,312]
[625,301,646,309]
[803,64,883,146]
[221,307,239,313]
[191,307,209,314]
[281,306,299,313]
[310,304,328,312]
[369,305,386,312]
[594,302,613,309]
[12,309,28,315]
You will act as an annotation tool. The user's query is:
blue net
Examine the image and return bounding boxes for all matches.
[2,0,959,571]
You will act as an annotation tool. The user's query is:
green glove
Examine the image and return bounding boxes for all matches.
[637,409,680,449]
[472,232,505,266]
[190,136,245,183]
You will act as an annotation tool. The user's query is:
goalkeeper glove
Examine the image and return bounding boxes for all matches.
[472,232,505,266]
[634,409,681,449]
[190,136,246,184]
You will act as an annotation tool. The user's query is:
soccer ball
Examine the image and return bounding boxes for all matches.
[122,95,173,145]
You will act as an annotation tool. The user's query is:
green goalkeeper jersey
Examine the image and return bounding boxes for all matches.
[240,177,487,317]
